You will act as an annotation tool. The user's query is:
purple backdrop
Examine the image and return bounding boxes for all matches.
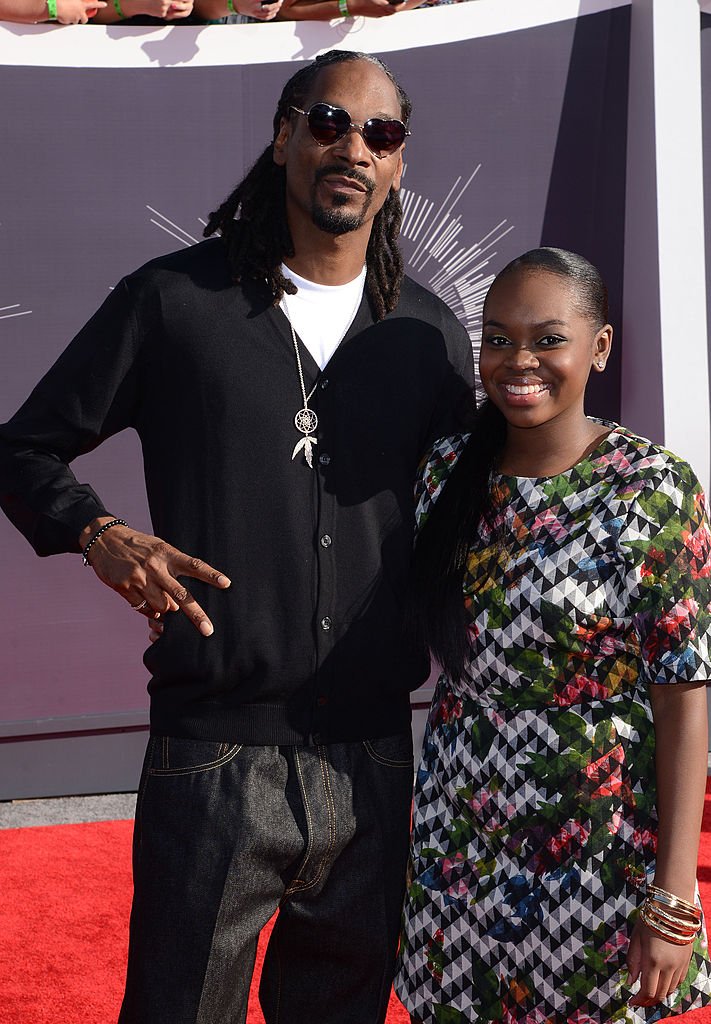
[0,9,629,732]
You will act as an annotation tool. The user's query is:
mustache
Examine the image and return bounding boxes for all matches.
[315,165,375,194]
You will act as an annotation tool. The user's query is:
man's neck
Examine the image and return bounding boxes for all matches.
[285,221,371,286]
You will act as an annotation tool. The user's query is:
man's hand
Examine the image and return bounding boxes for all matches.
[81,520,230,636]
[627,918,694,1007]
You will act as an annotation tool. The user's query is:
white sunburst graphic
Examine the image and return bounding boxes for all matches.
[400,165,514,367]
[147,177,513,372]
[147,205,207,247]
[0,303,32,321]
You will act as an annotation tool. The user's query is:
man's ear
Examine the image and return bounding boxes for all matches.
[273,117,289,167]
[391,146,404,192]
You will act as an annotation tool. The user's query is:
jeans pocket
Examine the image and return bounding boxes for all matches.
[148,735,243,776]
[362,732,414,768]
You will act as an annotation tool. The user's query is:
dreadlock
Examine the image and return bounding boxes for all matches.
[203,50,412,320]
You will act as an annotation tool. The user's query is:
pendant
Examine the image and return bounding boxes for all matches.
[294,407,318,435]
[292,435,318,468]
[293,406,318,468]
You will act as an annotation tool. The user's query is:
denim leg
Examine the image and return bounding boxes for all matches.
[259,734,414,1024]
[119,738,304,1024]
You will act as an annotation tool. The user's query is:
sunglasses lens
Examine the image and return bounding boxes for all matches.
[363,119,407,156]
[306,103,351,145]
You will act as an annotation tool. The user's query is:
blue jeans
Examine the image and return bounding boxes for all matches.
[118,734,414,1023]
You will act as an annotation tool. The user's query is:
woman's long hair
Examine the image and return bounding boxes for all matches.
[409,247,609,682]
[202,50,412,321]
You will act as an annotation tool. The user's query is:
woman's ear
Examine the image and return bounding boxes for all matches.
[593,324,613,371]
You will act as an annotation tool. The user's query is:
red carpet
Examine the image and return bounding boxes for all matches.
[2,793,711,1024]
[0,817,407,1023]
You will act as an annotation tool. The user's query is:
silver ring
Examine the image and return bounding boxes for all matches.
[131,599,149,612]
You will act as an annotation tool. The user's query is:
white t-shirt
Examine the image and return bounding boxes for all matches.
[280,264,366,371]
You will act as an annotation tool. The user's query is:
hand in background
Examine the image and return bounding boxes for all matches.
[192,0,282,20]
[55,0,106,19]
[236,0,282,18]
[91,0,193,20]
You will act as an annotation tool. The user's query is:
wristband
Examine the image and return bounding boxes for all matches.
[338,0,351,15]
[226,0,236,12]
[82,519,128,566]
[46,0,58,18]
[113,0,126,17]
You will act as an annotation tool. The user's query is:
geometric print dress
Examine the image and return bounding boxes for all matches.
[395,422,711,1024]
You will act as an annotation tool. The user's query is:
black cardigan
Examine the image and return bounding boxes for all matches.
[0,239,474,744]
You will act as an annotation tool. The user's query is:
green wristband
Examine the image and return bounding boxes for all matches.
[226,0,236,12]
[46,0,58,18]
[338,0,351,15]
[113,0,126,17]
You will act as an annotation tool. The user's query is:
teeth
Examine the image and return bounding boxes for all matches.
[503,383,549,395]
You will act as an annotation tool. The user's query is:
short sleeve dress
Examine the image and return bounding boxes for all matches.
[395,422,711,1024]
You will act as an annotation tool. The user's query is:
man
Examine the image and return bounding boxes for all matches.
[0,51,473,1024]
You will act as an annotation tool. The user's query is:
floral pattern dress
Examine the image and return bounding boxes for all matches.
[395,423,711,1024]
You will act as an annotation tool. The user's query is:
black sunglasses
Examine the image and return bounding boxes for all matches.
[289,102,410,159]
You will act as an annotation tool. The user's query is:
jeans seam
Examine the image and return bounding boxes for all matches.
[283,747,337,899]
[288,747,336,897]
[308,746,336,890]
[283,748,315,897]
[362,738,413,768]
[148,742,243,776]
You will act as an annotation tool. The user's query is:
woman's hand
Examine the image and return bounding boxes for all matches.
[627,917,694,1006]
[626,681,708,1007]
[55,0,106,21]
[91,0,193,20]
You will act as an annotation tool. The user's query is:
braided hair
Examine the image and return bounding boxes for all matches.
[203,50,412,320]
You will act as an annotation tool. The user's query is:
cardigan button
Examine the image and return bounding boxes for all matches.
[320,534,332,548]
[320,616,332,631]
[319,453,331,466]
[320,378,330,389]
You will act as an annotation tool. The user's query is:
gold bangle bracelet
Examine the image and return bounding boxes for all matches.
[646,902,701,931]
[639,907,700,946]
[647,884,700,919]
[642,907,699,940]
[643,898,701,930]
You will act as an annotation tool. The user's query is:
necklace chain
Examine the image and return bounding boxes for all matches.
[281,284,363,469]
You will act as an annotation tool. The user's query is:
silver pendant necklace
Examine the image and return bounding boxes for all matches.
[281,284,363,469]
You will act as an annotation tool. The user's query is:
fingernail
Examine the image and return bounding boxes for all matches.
[217,575,231,587]
[200,621,214,637]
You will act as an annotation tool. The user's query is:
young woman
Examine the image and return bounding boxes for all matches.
[395,249,711,1024]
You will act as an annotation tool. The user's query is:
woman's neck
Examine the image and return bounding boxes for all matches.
[498,415,610,478]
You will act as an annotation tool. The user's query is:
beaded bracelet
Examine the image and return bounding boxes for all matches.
[82,519,128,566]
[46,0,58,18]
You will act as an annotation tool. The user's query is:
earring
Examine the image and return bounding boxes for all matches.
[597,360,604,369]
